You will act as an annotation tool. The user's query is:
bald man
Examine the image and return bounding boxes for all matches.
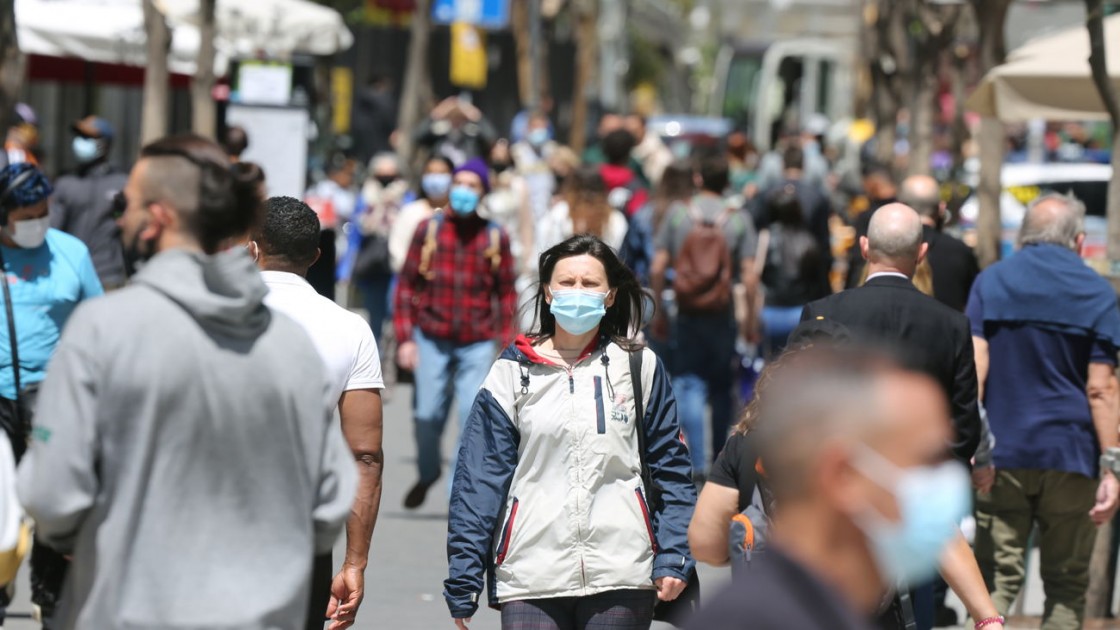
[798,204,980,462]
[795,204,983,630]
[899,175,979,311]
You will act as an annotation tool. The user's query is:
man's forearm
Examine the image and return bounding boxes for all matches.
[338,389,385,571]
[343,453,383,570]
[1090,377,1119,454]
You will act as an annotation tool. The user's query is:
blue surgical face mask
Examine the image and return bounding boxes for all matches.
[72,136,101,163]
[528,128,550,147]
[421,172,452,199]
[549,288,609,335]
[851,445,971,586]
[449,185,480,216]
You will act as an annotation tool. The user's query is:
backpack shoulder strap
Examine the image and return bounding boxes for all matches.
[418,214,443,281]
[629,349,655,499]
[485,222,502,273]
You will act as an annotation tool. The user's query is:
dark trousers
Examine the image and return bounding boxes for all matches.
[500,589,656,630]
[304,552,333,630]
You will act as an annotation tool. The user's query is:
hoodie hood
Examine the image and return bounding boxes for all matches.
[133,248,270,339]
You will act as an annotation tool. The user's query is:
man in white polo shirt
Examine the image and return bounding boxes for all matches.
[250,196,384,630]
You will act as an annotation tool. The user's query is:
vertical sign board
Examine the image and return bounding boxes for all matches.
[225,104,310,200]
[432,0,510,29]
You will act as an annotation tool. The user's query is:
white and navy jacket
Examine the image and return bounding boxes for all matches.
[444,335,697,618]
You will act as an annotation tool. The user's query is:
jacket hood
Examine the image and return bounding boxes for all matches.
[133,248,270,339]
[503,334,606,366]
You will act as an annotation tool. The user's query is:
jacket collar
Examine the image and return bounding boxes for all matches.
[862,274,916,290]
[511,334,605,366]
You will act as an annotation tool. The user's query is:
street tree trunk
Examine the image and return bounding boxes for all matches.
[512,0,532,107]
[191,0,217,139]
[1086,0,1120,267]
[0,0,23,135]
[968,0,1012,268]
[1086,1,1120,610]
[570,0,598,155]
[867,0,911,171]
[907,1,961,178]
[141,0,171,146]
[397,0,433,173]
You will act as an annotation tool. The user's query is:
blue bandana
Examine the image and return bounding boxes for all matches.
[0,163,52,209]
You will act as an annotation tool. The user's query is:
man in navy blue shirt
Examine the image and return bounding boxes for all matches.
[968,193,1120,630]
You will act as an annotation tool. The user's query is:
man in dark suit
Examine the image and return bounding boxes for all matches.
[800,203,980,461]
[796,203,987,630]
[900,175,980,312]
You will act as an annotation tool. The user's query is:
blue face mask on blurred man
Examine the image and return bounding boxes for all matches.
[449,185,480,216]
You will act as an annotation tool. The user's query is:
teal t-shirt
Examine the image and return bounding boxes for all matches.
[0,228,103,400]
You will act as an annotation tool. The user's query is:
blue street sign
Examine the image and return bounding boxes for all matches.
[432,0,510,29]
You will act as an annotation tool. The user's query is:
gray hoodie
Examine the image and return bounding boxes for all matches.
[17,248,355,630]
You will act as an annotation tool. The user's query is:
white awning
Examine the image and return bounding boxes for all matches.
[15,0,353,76]
[966,13,1120,122]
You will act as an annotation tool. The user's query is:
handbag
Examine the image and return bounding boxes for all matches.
[352,232,391,282]
[628,349,701,627]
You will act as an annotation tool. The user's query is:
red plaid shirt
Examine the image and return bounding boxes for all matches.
[394,214,516,345]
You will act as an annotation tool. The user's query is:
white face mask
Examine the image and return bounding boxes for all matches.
[8,216,50,249]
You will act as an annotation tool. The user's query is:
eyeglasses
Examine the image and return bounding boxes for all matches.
[111,191,127,219]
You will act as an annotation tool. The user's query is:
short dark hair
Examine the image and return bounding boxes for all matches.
[782,145,804,171]
[223,126,249,158]
[698,155,730,194]
[601,129,636,166]
[254,196,320,269]
[139,134,262,253]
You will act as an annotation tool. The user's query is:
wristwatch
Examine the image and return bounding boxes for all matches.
[1100,447,1120,476]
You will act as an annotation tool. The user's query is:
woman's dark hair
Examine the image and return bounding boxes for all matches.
[768,186,805,229]
[140,134,262,254]
[530,234,646,350]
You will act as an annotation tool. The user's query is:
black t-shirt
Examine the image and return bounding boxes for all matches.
[708,432,759,512]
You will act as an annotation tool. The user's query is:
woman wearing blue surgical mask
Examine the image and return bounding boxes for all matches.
[445,234,697,630]
[389,156,454,273]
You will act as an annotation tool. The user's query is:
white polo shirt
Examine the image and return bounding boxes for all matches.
[261,271,384,404]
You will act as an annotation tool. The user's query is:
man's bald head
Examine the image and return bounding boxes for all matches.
[899,175,941,220]
[1019,193,1085,251]
[863,203,926,274]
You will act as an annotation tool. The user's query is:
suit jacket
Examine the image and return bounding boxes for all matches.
[798,275,982,463]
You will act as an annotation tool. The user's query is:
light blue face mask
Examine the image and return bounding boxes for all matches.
[528,128,550,147]
[421,172,452,199]
[549,288,609,335]
[449,185,480,216]
[73,136,101,163]
[852,445,971,586]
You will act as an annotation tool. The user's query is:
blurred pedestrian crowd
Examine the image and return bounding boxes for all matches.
[0,93,1111,630]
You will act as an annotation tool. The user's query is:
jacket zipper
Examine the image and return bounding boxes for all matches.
[496,498,520,566]
[635,489,658,553]
[593,376,606,434]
